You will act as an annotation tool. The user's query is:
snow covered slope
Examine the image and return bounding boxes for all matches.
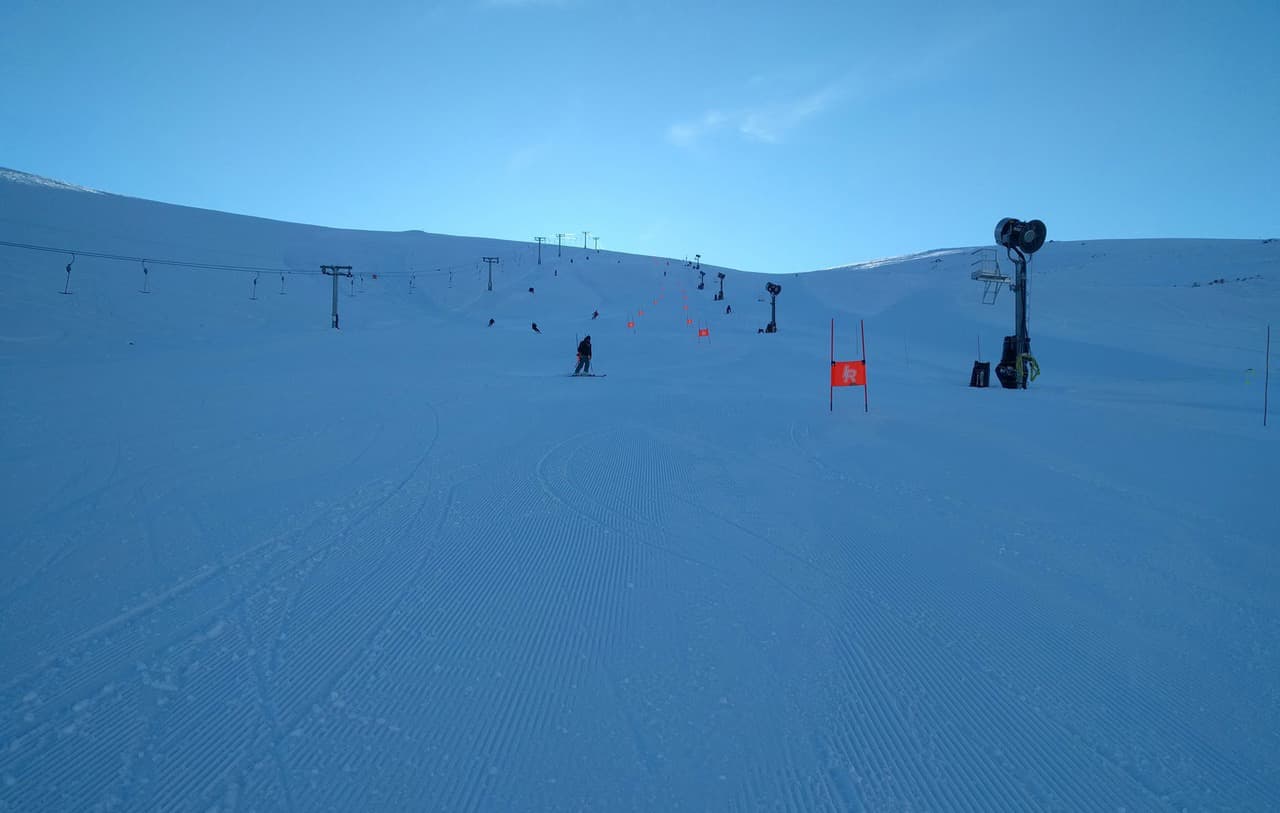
[1,169,1277,810]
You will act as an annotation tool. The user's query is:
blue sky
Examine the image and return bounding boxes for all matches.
[2,0,1277,274]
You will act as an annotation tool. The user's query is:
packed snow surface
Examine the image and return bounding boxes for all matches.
[1,170,1277,810]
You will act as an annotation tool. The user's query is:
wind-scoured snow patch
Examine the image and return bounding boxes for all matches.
[0,167,104,194]
[818,247,967,272]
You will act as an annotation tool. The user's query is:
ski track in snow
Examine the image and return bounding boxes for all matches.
[0,402,457,810]
[6,384,1272,810]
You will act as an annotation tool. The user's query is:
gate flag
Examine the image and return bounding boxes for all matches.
[830,318,870,413]
[830,360,865,387]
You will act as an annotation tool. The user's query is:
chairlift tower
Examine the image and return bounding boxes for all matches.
[483,256,500,291]
[714,271,725,301]
[697,270,706,290]
[321,265,353,328]
[556,233,574,258]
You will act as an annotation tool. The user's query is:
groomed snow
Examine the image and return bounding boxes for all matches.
[1,171,1277,810]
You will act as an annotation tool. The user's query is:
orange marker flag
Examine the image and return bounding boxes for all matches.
[697,328,710,337]
[627,320,635,329]
[638,308,644,316]
[686,318,693,325]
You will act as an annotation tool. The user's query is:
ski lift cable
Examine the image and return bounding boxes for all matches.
[0,239,322,276]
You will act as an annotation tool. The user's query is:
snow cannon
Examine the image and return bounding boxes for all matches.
[991,217,1046,389]
[764,282,781,333]
[994,218,1047,256]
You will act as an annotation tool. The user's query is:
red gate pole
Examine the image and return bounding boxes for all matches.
[861,319,869,413]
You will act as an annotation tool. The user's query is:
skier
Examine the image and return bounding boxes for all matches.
[488,318,495,327]
[591,310,599,320]
[574,335,592,375]
[725,304,732,314]
[531,322,541,334]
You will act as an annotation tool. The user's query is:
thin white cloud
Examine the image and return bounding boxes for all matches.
[666,111,729,147]
[738,85,843,143]
[667,26,989,149]
[667,84,844,148]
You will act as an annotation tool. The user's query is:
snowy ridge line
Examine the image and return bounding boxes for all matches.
[817,247,968,273]
[0,168,105,194]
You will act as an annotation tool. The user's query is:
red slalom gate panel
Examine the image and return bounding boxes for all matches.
[830,360,866,386]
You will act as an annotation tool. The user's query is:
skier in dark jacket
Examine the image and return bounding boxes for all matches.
[532,322,541,333]
[574,336,592,375]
